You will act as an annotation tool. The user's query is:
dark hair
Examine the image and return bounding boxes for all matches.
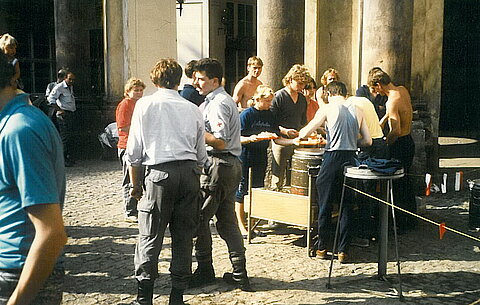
[150,58,183,89]
[0,53,15,89]
[57,68,69,81]
[184,60,198,79]
[325,81,347,97]
[194,58,223,81]
[304,77,317,90]
[367,67,391,86]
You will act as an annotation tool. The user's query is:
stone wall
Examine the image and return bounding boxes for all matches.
[317,0,355,92]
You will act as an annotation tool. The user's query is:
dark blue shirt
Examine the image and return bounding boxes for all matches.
[180,84,205,106]
[240,106,280,166]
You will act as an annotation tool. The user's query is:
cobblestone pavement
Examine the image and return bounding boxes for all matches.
[62,160,480,305]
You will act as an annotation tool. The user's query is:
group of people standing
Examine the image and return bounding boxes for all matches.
[0,35,416,303]
[226,59,416,265]
[116,58,253,305]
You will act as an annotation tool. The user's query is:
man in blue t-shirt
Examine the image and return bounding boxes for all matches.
[0,53,67,304]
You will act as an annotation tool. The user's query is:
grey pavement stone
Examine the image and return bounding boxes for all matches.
[61,160,480,304]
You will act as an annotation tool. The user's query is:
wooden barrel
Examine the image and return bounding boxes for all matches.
[290,148,324,196]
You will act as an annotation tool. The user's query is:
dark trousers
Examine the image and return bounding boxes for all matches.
[387,134,416,229]
[0,268,64,305]
[195,154,245,264]
[57,110,75,161]
[316,150,356,253]
[134,160,200,290]
[235,160,267,203]
[118,149,140,217]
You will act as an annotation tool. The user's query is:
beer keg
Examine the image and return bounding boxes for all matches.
[290,148,324,196]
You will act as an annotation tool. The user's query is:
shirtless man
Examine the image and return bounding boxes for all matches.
[368,67,416,231]
[233,56,263,110]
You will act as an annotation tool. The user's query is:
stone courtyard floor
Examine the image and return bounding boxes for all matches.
[62,160,480,305]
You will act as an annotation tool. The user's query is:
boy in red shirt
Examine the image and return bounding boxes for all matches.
[115,77,145,222]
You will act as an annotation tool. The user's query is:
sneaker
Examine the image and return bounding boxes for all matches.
[316,249,327,259]
[338,252,348,264]
[125,215,138,223]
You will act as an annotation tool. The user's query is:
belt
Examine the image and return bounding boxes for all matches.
[207,151,235,157]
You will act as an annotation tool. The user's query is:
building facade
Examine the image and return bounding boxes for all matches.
[1,0,479,173]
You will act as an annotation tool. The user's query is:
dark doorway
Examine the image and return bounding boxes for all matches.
[224,2,256,94]
[0,0,56,94]
[440,0,480,138]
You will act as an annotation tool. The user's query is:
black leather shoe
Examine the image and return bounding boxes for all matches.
[223,272,255,292]
[188,263,215,288]
[168,287,189,305]
[135,279,154,305]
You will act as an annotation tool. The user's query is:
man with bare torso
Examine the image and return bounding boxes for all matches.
[368,67,416,231]
[233,56,263,110]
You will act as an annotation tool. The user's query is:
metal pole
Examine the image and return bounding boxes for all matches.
[327,175,347,289]
[389,179,404,301]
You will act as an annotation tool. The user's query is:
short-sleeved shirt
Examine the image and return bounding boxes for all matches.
[270,88,307,131]
[240,106,280,166]
[47,80,76,112]
[0,94,65,269]
[116,97,137,149]
[201,87,241,157]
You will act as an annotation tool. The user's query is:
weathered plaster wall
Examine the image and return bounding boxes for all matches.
[104,0,125,102]
[126,0,177,96]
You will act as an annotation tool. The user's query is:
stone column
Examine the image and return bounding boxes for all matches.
[53,0,88,96]
[258,0,305,90]
[361,0,414,86]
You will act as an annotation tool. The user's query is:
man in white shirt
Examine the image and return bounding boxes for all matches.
[47,71,76,166]
[127,58,208,305]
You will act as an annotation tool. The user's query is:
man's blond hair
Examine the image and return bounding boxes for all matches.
[247,56,263,67]
[282,64,311,87]
[320,68,339,86]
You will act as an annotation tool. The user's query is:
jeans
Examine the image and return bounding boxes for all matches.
[316,150,357,253]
